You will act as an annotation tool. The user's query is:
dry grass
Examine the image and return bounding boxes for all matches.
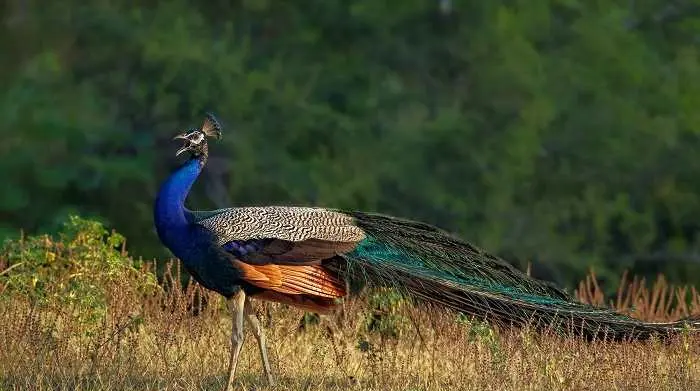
[2,261,700,391]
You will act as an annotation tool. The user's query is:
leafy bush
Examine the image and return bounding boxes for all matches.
[0,216,158,328]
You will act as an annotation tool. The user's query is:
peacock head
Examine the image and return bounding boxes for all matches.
[173,113,223,157]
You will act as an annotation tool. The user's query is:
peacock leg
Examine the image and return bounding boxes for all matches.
[244,297,275,385]
[224,289,246,391]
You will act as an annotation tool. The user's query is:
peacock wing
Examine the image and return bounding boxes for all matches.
[194,206,364,240]
[194,206,366,298]
[193,206,365,262]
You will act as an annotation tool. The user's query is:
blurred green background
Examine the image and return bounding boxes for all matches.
[2,0,700,291]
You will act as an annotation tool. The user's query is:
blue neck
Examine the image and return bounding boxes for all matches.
[154,158,203,252]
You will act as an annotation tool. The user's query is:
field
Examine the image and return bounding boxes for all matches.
[1,262,700,391]
[1,222,700,391]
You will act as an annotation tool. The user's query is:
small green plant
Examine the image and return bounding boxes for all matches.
[0,216,157,331]
[457,313,504,368]
[365,289,409,338]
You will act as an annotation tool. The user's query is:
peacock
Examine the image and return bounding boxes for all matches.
[154,114,699,390]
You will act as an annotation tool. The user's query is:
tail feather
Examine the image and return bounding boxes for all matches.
[342,211,700,341]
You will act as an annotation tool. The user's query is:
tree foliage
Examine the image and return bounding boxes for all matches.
[1,0,700,289]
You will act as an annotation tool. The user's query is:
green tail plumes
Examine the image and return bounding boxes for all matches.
[343,211,699,341]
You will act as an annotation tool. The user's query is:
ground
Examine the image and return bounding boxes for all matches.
[1,263,699,391]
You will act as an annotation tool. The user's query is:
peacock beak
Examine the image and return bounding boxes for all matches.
[174,134,190,156]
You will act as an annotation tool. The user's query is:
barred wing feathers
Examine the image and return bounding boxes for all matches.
[195,206,366,244]
[194,206,363,302]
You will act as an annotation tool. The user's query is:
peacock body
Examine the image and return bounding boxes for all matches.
[154,114,699,389]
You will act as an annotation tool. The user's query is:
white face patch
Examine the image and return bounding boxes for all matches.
[189,132,205,145]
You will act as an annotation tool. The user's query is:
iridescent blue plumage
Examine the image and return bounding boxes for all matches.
[154,122,242,298]
[223,239,270,258]
[154,158,202,258]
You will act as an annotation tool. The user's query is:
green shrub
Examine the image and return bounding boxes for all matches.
[0,216,158,329]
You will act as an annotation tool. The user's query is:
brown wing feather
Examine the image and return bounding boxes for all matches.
[235,260,346,299]
[245,238,358,265]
